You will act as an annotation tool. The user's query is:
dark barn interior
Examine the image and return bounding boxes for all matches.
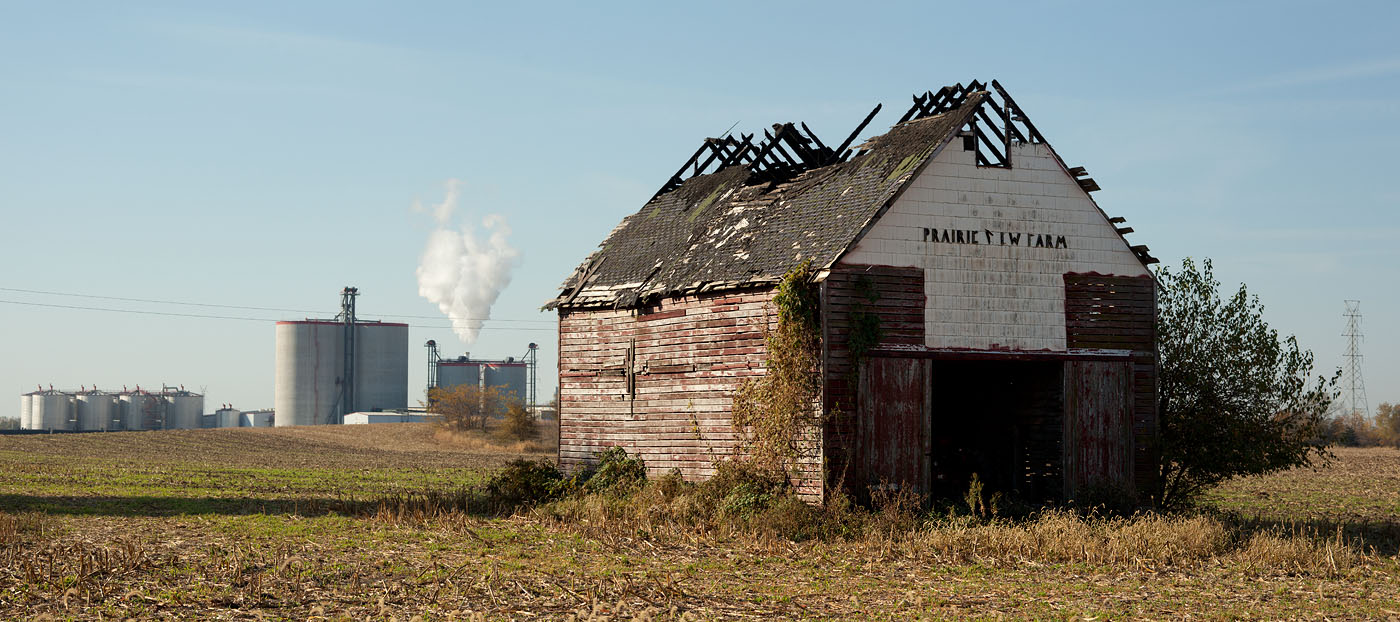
[928,360,1063,504]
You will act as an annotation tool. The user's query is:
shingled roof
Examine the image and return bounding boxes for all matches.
[549,81,1155,310]
[548,92,988,310]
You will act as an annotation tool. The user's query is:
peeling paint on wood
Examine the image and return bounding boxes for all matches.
[1062,359,1134,499]
[856,357,931,495]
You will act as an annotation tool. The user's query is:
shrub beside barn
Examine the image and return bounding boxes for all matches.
[547,81,1159,505]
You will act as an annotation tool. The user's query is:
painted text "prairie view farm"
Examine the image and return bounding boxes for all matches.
[922,227,1068,249]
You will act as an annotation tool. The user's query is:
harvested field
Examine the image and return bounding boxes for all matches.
[0,429,1396,620]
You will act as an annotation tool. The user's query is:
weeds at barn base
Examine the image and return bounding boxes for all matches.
[362,447,1376,580]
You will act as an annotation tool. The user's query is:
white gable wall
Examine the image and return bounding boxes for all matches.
[839,141,1149,351]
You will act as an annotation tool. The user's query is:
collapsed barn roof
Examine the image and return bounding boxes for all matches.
[548,80,1154,310]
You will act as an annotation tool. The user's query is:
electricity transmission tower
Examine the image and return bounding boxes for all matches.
[1342,300,1370,418]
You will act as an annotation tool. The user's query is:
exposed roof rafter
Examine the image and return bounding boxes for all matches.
[648,103,883,201]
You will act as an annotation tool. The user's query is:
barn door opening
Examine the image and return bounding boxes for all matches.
[1062,359,1135,500]
[856,357,931,497]
[926,360,1064,504]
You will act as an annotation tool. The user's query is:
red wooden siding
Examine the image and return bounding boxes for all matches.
[856,357,931,494]
[558,289,824,499]
[1063,274,1158,498]
[1062,359,1135,498]
[820,264,927,492]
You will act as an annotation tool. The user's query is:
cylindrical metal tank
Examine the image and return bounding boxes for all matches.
[240,410,273,427]
[436,361,481,391]
[214,407,240,428]
[483,362,528,404]
[34,392,73,431]
[275,320,408,425]
[164,391,203,430]
[354,323,409,413]
[275,321,344,426]
[76,392,118,431]
[19,394,33,430]
[120,391,158,431]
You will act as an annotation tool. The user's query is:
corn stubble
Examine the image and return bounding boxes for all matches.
[0,432,1396,619]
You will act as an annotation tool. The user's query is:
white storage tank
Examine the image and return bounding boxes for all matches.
[240,409,274,427]
[33,392,73,431]
[275,320,408,426]
[275,321,344,426]
[18,394,33,430]
[164,391,203,430]
[76,392,118,431]
[436,359,481,391]
[120,391,159,431]
[213,406,240,428]
[354,323,409,413]
[483,361,528,404]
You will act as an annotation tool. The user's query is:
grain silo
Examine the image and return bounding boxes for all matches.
[483,360,528,404]
[75,391,118,431]
[436,357,482,391]
[274,288,408,426]
[354,322,410,413]
[120,390,160,431]
[164,389,204,429]
[33,391,73,431]
[18,393,33,430]
[213,405,240,428]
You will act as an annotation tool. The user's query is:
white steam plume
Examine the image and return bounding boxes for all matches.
[415,179,521,344]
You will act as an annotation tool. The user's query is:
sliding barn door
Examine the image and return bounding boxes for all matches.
[1063,359,1135,499]
[858,357,932,495]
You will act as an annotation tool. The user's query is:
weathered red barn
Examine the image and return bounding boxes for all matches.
[547,81,1159,504]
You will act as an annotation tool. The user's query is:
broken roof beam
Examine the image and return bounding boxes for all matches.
[1130,245,1159,264]
[833,103,882,159]
[991,80,1045,143]
[649,134,758,202]
[981,95,1028,143]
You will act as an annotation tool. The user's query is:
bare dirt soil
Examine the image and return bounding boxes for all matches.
[0,422,549,470]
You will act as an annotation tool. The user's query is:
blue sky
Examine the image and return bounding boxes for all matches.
[2,1,1396,413]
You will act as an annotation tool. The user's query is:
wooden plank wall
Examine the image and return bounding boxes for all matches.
[821,264,926,491]
[1062,360,1135,499]
[558,289,825,499]
[1062,274,1158,498]
[857,357,932,495]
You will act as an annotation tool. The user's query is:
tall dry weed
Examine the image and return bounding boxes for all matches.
[1234,526,1356,576]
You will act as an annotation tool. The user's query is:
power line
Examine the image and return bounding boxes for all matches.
[0,299,556,332]
[0,285,556,324]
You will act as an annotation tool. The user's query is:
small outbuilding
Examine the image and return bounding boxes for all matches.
[547,81,1159,505]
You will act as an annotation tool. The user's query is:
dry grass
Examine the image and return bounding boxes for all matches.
[0,427,1396,619]
[431,421,558,455]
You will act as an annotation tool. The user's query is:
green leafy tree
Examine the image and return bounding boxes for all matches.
[1156,258,1338,509]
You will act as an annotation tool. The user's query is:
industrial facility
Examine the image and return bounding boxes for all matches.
[274,287,409,426]
[17,385,206,432]
[12,287,547,431]
[425,340,538,407]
